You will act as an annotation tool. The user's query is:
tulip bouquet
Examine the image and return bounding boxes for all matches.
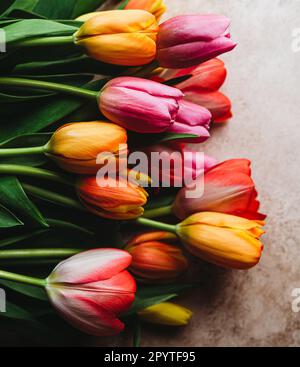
[0,0,265,347]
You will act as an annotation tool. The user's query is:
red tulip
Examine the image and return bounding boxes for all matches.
[154,59,232,123]
[46,249,136,336]
[173,159,266,220]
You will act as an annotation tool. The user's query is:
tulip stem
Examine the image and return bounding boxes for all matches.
[143,205,173,219]
[0,145,46,156]
[0,164,72,186]
[22,183,85,211]
[12,35,75,48]
[0,77,98,100]
[0,249,82,259]
[0,269,46,288]
[135,217,177,234]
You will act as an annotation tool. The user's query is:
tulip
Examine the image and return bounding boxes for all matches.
[46,248,136,336]
[126,231,188,282]
[157,14,237,69]
[138,302,193,326]
[45,121,127,174]
[184,90,232,123]
[99,77,183,133]
[153,59,232,123]
[156,58,227,92]
[77,175,148,220]
[142,141,217,186]
[125,0,166,21]
[177,212,265,269]
[75,10,158,66]
[170,100,211,142]
[173,159,266,220]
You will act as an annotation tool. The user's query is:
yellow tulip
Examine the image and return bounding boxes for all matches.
[125,0,167,21]
[138,302,193,326]
[75,10,158,66]
[45,121,127,174]
[177,212,265,269]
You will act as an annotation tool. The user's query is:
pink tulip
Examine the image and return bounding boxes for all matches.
[169,100,211,142]
[99,77,183,133]
[157,14,237,68]
[46,249,136,336]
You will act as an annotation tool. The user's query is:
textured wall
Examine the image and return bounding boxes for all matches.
[89,0,300,347]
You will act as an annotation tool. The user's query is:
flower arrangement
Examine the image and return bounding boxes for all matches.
[0,0,265,346]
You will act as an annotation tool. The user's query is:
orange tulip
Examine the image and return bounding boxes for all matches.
[77,176,148,220]
[126,231,188,282]
[75,10,158,66]
[125,0,166,21]
[45,121,127,174]
[177,212,265,269]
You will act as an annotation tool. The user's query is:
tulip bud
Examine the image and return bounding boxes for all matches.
[126,231,188,282]
[185,91,232,123]
[169,100,211,142]
[177,212,265,269]
[99,77,183,133]
[157,59,227,92]
[45,121,127,174]
[173,159,266,220]
[138,302,193,326]
[125,0,167,21]
[155,59,232,123]
[46,248,136,336]
[77,175,148,220]
[157,14,237,69]
[75,10,158,66]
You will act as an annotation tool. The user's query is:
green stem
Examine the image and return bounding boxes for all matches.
[0,269,46,288]
[143,205,173,219]
[135,217,177,234]
[0,164,72,186]
[0,77,98,100]
[0,248,81,259]
[0,145,46,156]
[22,183,84,211]
[13,35,74,48]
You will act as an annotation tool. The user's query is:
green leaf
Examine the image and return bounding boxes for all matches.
[47,218,95,236]
[163,75,193,87]
[125,294,177,316]
[0,229,47,248]
[2,0,39,16]
[0,203,23,228]
[33,0,106,19]
[0,133,50,166]
[4,19,77,45]
[0,176,48,228]
[159,133,199,143]
[0,79,102,143]
[0,0,15,16]
[145,194,175,211]
[0,279,48,301]
[0,301,37,321]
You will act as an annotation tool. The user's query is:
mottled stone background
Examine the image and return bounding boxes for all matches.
[89,0,300,347]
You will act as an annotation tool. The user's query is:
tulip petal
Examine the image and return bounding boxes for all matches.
[48,249,132,284]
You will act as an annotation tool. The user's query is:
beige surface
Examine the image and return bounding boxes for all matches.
[90,0,300,347]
